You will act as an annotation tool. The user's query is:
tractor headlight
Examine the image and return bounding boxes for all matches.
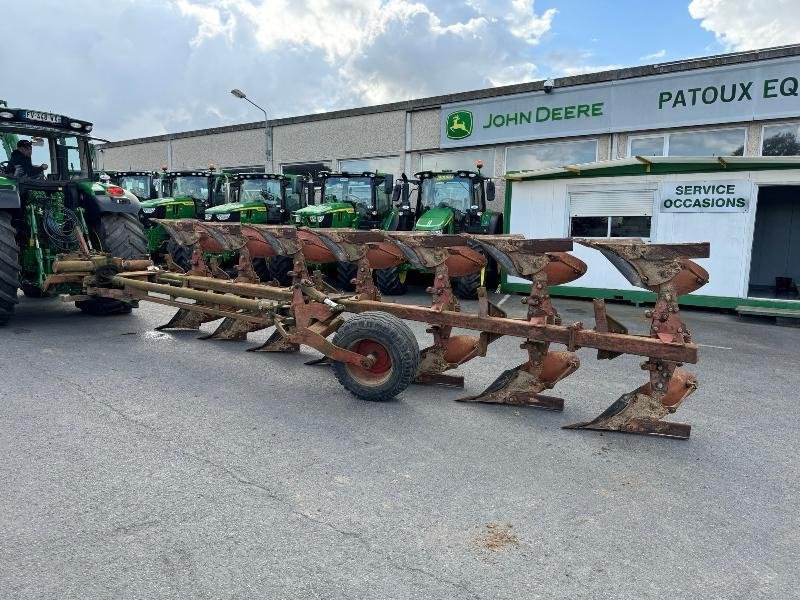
[204,214,213,221]
[216,213,231,221]
[294,215,301,223]
[142,207,156,214]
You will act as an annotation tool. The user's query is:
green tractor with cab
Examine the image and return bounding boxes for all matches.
[293,171,396,289]
[0,105,147,324]
[204,172,309,284]
[107,170,160,202]
[382,167,501,298]
[138,168,226,267]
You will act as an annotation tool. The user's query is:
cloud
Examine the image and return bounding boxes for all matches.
[543,51,624,78]
[688,0,800,50]
[3,0,558,140]
[640,49,666,61]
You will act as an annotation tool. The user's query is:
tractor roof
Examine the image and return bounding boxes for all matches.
[415,170,483,179]
[230,172,290,181]
[319,171,387,179]
[107,170,157,177]
[0,107,93,137]
[161,170,214,177]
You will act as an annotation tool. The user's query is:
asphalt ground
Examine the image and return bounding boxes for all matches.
[1,290,798,599]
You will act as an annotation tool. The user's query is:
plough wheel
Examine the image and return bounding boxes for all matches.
[331,311,419,401]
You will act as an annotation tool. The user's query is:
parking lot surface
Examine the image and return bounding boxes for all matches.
[1,292,798,599]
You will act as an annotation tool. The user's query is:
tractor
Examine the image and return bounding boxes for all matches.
[138,168,226,267]
[380,167,500,298]
[0,105,147,324]
[292,171,395,289]
[203,172,308,284]
[108,171,160,201]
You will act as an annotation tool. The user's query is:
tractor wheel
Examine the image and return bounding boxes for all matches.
[331,311,419,401]
[452,242,496,300]
[336,261,358,292]
[264,255,294,286]
[166,238,193,271]
[0,211,20,326]
[76,213,146,317]
[21,284,46,298]
[375,266,408,296]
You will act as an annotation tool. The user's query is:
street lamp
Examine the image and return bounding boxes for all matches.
[230,88,272,173]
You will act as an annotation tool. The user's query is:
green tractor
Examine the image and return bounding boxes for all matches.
[203,172,309,284]
[0,106,147,324]
[107,170,160,202]
[381,168,501,298]
[293,171,396,289]
[138,168,226,267]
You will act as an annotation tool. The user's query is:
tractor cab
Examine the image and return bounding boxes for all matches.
[108,171,159,201]
[204,173,307,224]
[410,169,497,234]
[140,169,224,222]
[294,171,395,229]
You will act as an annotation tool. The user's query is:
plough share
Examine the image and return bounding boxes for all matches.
[75,219,710,440]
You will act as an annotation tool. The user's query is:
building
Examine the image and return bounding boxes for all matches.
[99,44,800,309]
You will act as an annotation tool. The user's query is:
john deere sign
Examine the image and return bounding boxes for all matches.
[441,55,800,148]
[446,110,473,139]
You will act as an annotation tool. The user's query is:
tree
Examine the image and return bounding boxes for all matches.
[762,131,800,156]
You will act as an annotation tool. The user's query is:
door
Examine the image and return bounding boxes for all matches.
[748,185,800,298]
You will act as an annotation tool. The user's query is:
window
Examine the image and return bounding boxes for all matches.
[762,123,800,156]
[421,149,494,174]
[506,139,598,172]
[628,127,746,157]
[339,156,400,176]
[569,187,655,238]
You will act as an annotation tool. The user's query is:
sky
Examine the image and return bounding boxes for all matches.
[3,0,799,140]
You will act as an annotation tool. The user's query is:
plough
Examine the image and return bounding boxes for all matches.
[73,219,710,440]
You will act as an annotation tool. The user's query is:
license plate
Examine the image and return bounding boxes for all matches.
[23,110,62,124]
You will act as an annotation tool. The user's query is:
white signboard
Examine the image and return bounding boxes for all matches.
[659,181,752,212]
[441,55,800,147]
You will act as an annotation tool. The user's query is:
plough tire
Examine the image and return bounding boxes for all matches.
[0,211,20,326]
[336,261,358,292]
[375,266,408,296]
[166,238,193,271]
[78,213,146,316]
[331,311,419,402]
[266,255,294,286]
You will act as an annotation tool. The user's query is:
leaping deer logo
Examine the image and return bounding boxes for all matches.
[446,110,473,140]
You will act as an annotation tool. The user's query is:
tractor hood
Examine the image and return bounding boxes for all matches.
[295,202,354,216]
[206,200,264,214]
[414,206,453,231]
[139,195,194,209]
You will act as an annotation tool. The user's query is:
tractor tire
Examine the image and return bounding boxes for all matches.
[0,211,20,326]
[452,242,496,300]
[261,255,294,286]
[21,284,46,298]
[166,238,193,271]
[336,261,358,292]
[76,213,146,317]
[331,311,419,401]
[375,266,408,296]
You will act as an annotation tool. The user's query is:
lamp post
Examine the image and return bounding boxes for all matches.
[231,88,272,173]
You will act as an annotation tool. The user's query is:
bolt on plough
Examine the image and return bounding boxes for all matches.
[81,218,710,440]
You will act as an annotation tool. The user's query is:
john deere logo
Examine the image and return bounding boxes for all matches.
[446,110,473,140]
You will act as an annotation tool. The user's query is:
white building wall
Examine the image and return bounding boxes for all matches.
[508,169,800,300]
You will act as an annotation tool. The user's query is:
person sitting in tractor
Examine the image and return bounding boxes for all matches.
[5,140,48,178]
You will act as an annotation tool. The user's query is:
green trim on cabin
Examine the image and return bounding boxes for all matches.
[506,160,800,182]
[500,282,800,310]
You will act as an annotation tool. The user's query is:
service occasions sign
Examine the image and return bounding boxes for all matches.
[659,181,752,213]
[441,56,800,147]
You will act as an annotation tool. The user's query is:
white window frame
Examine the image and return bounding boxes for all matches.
[759,120,800,156]
[627,126,748,157]
[504,138,599,172]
